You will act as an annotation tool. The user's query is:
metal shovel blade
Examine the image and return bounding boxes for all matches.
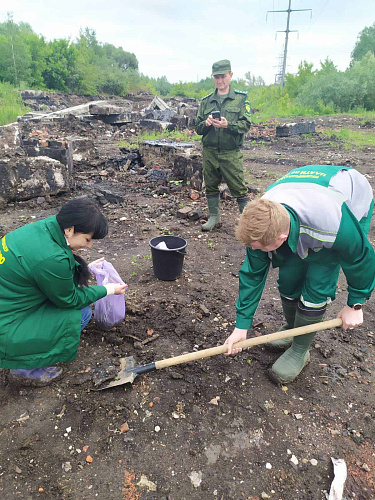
[92,356,157,391]
[92,357,137,390]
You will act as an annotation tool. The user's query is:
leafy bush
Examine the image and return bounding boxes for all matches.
[0,82,29,124]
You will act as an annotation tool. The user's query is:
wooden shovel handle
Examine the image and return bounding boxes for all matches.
[155,318,343,370]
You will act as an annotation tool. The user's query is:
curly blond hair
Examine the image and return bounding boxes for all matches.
[235,199,290,246]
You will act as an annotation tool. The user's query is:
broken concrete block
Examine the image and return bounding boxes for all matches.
[0,123,21,150]
[22,138,73,176]
[139,119,164,131]
[89,102,133,115]
[99,113,132,125]
[177,206,193,218]
[147,95,170,111]
[0,156,70,204]
[276,121,315,137]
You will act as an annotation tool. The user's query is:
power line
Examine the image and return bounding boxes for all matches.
[267,0,312,87]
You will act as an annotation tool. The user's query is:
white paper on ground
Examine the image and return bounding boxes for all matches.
[328,457,347,500]
[155,242,169,250]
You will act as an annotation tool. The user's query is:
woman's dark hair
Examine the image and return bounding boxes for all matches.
[56,198,108,286]
[56,197,108,239]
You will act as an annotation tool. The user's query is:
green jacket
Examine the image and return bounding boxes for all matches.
[195,86,251,151]
[235,166,375,329]
[0,216,107,369]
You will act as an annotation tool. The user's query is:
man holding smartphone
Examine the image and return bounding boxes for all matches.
[195,59,252,231]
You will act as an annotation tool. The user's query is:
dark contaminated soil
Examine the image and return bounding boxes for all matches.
[0,113,374,500]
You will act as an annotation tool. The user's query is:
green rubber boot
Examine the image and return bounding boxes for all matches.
[202,194,221,231]
[268,308,325,384]
[266,297,298,351]
[237,195,250,213]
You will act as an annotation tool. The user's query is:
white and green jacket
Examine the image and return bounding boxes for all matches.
[235,165,375,329]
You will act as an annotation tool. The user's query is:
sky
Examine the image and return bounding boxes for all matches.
[2,1,373,85]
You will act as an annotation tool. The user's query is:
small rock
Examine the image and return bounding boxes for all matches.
[362,463,370,472]
[290,455,299,466]
[294,413,303,420]
[154,426,161,433]
[189,471,202,488]
[265,462,272,469]
[199,304,210,317]
[261,493,271,499]
[137,474,157,491]
[15,466,22,474]
[209,396,220,406]
[62,462,72,472]
[310,459,318,466]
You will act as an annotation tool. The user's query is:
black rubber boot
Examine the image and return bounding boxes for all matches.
[269,305,325,384]
[265,297,298,351]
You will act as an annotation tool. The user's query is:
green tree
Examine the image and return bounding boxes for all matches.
[154,76,172,96]
[43,39,79,92]
[351,22,375,62]
[284,61,315,98]
[348,52,375,109]
[297,72,366,112]
[0,15,32,85]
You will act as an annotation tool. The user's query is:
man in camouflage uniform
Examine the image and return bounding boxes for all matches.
[195,59,252,231]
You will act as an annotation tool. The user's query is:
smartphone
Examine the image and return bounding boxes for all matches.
[211,111,221,120]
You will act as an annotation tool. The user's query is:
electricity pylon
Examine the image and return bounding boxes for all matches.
[267,0,312,87]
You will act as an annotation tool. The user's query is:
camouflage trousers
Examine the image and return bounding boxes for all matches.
[202,147,248,199]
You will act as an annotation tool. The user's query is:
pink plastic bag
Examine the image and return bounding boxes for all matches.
[89,260,127,330]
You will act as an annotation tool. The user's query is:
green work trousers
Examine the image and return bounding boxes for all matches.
[277,207,373,308]
[203,147,248,199]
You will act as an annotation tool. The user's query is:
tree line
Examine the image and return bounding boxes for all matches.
[0,14,375,116]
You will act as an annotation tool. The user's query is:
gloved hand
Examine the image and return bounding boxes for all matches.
[223,327,248,355]
[104,283,128,295]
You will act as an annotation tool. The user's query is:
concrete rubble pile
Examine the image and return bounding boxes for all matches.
[0,92,201,207]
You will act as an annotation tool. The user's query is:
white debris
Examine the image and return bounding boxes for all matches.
[310,459,318,466]
[209,396,220,406]
[328,457,347,500]
[265,462,272,469]
[62,462,72,472]
[172,412,180,419]
[136,474,157,492]
[261,493,271,499]
[290,455,299,466]
[294,413,303,420]
[154,426,161,433]
[189,471,203,488]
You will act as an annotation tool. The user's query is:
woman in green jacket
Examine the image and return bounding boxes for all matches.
[0,197,126,384]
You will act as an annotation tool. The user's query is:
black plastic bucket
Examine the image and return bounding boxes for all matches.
[149,235,187,281]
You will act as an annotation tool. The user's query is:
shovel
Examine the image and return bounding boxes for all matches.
[93,318,343,390]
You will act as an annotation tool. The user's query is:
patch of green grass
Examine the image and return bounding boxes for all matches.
[320,128,375,150]
[0,82,29,125]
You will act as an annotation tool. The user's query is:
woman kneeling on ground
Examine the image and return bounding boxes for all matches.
[0,197,126,384]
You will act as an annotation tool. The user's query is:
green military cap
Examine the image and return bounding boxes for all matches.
[212,59,231,76]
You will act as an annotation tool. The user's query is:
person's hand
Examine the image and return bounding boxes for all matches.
[224,327,247,355]
[205,115,214,126]
[337,305,363,330]
[212,116,228,129]
[104,283,128,295]
[89,257,105,268]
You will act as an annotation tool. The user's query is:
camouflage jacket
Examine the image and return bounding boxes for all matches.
[195,86,251,151]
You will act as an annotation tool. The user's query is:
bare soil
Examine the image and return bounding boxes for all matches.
[0,114,374,500]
